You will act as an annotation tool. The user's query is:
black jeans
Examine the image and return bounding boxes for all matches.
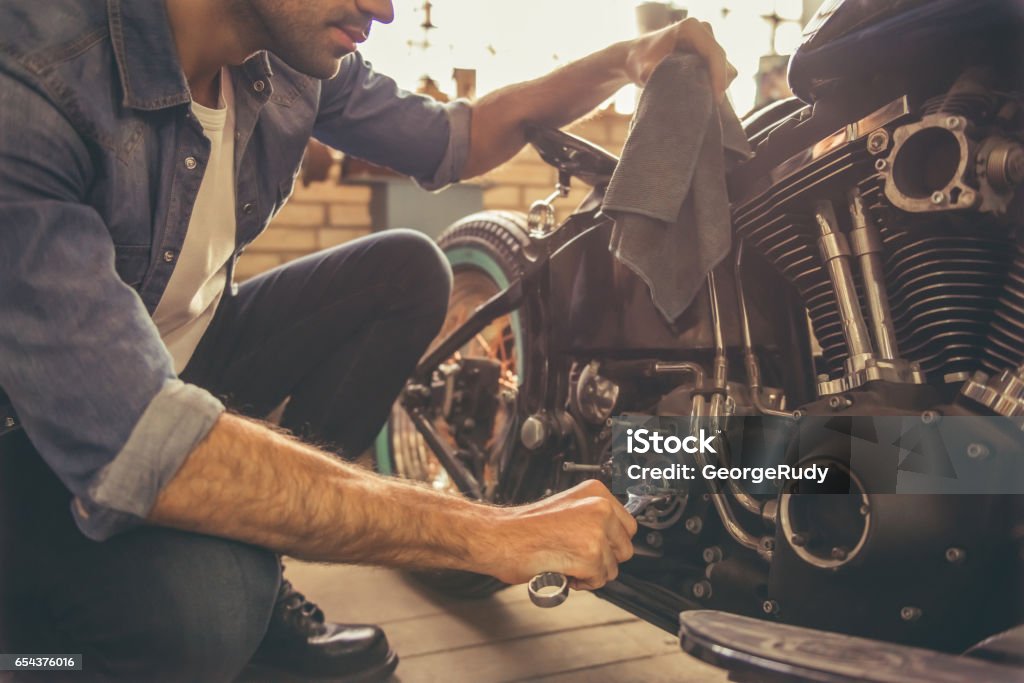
[0,229,452,682]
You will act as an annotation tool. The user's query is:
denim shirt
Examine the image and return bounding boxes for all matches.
[0,0,470,540]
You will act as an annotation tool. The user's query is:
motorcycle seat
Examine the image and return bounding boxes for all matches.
[525,124,618,188]
[679,610,1024,683]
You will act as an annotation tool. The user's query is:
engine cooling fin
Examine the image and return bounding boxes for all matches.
[861,178,1017,378]
[984,239,1024,373]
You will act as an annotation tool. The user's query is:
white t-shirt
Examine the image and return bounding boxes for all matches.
[153,69,237,373]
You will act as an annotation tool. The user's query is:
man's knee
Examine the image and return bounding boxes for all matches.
[389,227,450,299]
[57,529,280,682]
[384,228,452,324]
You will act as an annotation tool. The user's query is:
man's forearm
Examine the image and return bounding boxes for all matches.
[149,413,498,571]
[148,412,637,588]
[460,19,733,179]
[461,40,631,179]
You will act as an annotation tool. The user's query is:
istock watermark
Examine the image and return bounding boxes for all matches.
[608,414,1024,495]
[626,427,718,455]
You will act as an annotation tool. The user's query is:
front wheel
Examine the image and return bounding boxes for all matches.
[376,211,536,598]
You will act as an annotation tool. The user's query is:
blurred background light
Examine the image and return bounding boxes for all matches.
[358,1,821,118]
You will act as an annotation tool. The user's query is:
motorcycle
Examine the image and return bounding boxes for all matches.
[376,0,1024,678]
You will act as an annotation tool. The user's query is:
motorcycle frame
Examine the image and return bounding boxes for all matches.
[396,203,596,498]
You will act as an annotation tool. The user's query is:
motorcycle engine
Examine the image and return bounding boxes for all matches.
[732,71,1024,394]
[711,68,1024,649]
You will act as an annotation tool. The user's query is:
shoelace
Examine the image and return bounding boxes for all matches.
[275,578,329,638]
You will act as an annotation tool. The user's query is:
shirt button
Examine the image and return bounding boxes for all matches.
[242,202,255,215]
[184,156,198,170]
[253,80,266,93]
[163,250,176,263]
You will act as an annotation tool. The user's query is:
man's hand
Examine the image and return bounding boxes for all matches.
[625,18,737,99]
[476,480,638,590]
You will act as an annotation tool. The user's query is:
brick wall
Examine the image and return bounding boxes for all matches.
[235,108,631,281]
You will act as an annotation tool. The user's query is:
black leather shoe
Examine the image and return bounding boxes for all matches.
[247,576,399,682]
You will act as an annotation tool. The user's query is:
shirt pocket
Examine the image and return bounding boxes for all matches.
[113,244,152,289]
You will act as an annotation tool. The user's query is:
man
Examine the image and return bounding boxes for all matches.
[0,0,732,680]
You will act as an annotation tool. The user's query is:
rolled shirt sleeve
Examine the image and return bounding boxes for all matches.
[73,380,224,539]
[313,52,472,191]
[0,75,225,540]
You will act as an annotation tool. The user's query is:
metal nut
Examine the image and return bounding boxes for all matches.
[867,130,889,154]
[762,599,780,615]
[685,516,703,535]
[966,443,991,460]
[520,415,549,450]
[920,410,940,424]
[828,395,852,410]
[702,546,723,564]
[900,606,922,622]
[945,547,966,564]
[931,191,946,205]
[874,158,888,172]
[692,580,712,599]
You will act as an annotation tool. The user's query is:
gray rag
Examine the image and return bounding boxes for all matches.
[604,53,751,323]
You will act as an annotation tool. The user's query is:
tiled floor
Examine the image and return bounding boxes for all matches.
[281,560,730,682]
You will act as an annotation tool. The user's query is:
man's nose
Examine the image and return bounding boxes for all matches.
[358,0,395,25]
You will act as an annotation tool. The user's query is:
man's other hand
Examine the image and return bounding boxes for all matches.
[626,18,737,100]
[479,480,639,591]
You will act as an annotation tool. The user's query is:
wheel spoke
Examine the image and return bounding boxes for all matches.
[389,267,520,499]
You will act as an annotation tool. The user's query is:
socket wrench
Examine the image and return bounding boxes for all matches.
[527,485,674,608]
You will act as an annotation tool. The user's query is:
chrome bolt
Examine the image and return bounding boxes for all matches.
[792,409,805,420]
[685,516,703,535]
[875,158,888,172]
[920,410,940,425]
[900,606,922,622]
[692,580,712,599]
[702,546,723,563]
[761,537,776,553]
[520,415,549,451]
[867,130,889,154]
[762,599,780,615]
[966,443,991,460]
[645,531,663,549]
[945,116,960,130]
[828,396,851,411]
[931,191,946,205]
[945,547,966,564]
[3,417,14,429]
